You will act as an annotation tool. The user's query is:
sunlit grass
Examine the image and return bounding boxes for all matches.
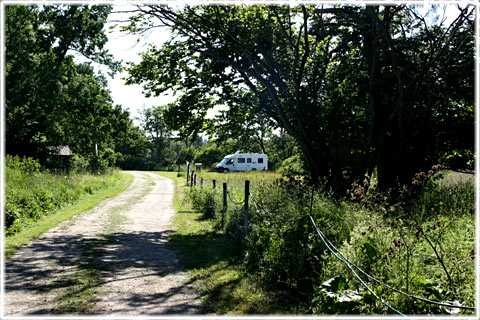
[154,171,290,314]
[5,172,133,258]
[155,170,476,315]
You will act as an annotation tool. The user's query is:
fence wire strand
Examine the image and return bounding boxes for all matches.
[196,177,474,314]
[248,190,475,312]
[226,189,244,210]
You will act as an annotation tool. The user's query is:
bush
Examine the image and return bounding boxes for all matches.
[278,154,308,178]
[182,171,475,315]
[315,175,475,315]
[244,179,352,299]
[194,144,224,170]
[185,187,219,219]
[6,155,41,173]
[5,155,124,236]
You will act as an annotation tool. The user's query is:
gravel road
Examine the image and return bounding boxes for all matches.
[4,171,203,316]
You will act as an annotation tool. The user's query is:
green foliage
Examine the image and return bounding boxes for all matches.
[440,149,475,171]
[183,170,475,315]
[244,180,352,298]
[4,155,123,236]
[185,187,220,219]
[319,174,475,315]
[125,4,474,194]
[193,144,224,169]
[277,154,308,178]
[5,5,128,171]
[6,155,42,173]
[264,130,299,170]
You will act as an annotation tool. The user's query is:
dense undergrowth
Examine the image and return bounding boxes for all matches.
[5,155,125,236]
[184,170,475,315]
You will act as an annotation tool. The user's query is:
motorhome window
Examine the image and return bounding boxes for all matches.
[247,158,252,163]
[237,158,245,163]
[258,158,264,163]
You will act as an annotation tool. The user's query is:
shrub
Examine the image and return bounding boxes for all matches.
[277,154,307,178]
[185,187,219,219]
[182,171,475,315]
[6,155,41,173]
[5,155,124,236]
[315,174,475,315]
[244,179,352,298]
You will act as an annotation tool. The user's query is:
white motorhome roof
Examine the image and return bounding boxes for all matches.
[224,153,267,158]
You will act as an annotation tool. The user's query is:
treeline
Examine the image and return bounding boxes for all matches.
[6,5,123,171]
[6,4,474,190]
[5,5,299,173]
[125,4,475,195]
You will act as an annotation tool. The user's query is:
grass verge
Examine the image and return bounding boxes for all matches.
[154,171,290,314]
[5,172,133,259]
[156,170,475,315]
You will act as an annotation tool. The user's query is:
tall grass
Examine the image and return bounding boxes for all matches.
[5,155,126,236]
[183,170,475,315]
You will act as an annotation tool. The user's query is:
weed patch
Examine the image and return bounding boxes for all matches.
[171,170,475,315]
[5,158,132,258]
[5,155,129,236]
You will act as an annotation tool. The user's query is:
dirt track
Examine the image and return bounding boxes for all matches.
[4,171,203,316]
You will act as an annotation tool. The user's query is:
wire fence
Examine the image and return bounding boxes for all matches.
[186,171,476,314]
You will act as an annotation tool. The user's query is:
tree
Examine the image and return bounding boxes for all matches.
[137,105,174,168]
[212,110,274,155]
[193,143,224,169]
[5,5,121,169]
[353,5,475,189]
[125,4,474,193]
[265,129,299,169]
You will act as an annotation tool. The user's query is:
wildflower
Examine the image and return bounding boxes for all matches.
[363,178,369,187]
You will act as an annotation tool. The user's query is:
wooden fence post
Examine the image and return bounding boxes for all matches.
[187,162,190,184]
[222,183,227,229]
[213,179,216,190]
[191,173,194,187]
[200,177,204,187]
[244,180,250,238]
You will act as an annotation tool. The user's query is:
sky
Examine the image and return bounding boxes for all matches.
[98,5,177,123]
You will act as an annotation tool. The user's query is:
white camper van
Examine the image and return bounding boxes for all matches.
[215,151,268,173]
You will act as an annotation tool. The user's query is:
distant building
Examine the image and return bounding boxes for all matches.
[46,145,73,170]
[48,145,73,156]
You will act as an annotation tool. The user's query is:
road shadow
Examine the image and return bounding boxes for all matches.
[5,230,204,315]
[169,230,242,270]
[168,228,299,314]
